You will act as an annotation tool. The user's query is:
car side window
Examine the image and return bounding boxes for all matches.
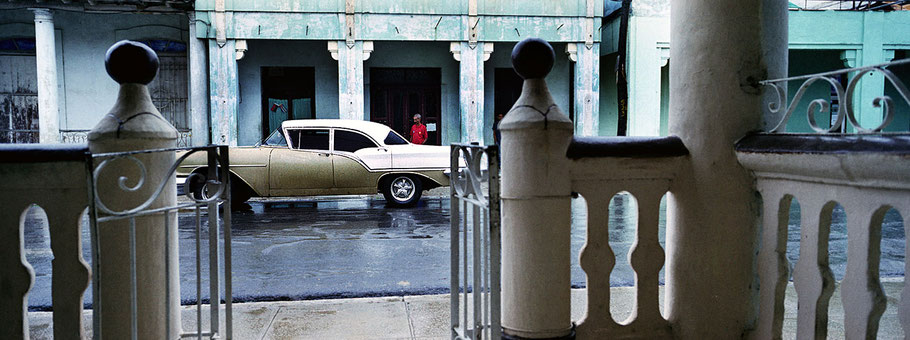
[288,129,330,150]
[384,131,408,145]
[263,129,287,146]
[335,130,377,153]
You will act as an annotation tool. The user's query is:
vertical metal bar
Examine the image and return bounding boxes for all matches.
[462,198,469,337]
[164,211,171,339]
[129,217,138,340]
[450,146,460,338]
[481,206,489,339]
[86,154,103,340]
[196,206,202,339]
[488,146,502,340]
[220,145,233,340]
[472,203,482,339]
[206,149,221,338]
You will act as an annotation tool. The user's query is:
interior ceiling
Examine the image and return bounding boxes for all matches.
[1,0,193,13]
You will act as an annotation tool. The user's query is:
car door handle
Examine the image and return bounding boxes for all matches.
[378,148,388,152]
[318,153,330,157]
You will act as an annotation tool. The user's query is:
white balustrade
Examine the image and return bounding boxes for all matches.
[738,136,910,339]
[0,144,91,339]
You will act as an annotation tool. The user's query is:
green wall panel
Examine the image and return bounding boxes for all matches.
[789,10,863,48]
[360,0,464,15]
[229,13,342,40]
[359,14,464,41]
[480,16,592,42]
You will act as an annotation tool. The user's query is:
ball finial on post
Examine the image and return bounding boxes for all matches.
[511,38,555,80]
[105,40,159,85]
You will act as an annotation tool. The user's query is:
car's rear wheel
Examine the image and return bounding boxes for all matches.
[381,175,423,207]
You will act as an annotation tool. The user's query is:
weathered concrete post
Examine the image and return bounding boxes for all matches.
[500,38,575,339]
[88,41,180,339]
[666,0,763,338]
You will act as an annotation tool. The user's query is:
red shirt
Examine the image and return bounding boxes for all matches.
[410,123,427,144]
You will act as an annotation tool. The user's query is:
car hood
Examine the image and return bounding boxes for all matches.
[388,144,451,169]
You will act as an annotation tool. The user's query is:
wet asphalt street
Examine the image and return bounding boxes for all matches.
[21,193,906,310]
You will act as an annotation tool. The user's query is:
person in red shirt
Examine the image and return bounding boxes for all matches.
[410,114,428,144]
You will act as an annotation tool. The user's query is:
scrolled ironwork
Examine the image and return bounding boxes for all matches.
[761,58,910,134]
[451,144,488,204]
[92,147,225,216]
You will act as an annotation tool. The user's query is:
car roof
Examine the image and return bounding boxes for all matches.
[281,119,395,142]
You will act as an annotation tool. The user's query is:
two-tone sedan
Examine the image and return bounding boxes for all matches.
[178,119,451,207]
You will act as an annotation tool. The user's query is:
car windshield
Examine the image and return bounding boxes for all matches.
[384,131,409,145]
[261,129,288,146]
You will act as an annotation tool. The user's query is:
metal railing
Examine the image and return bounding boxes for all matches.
[450,143,500,340]
[62,129,194,147]
[88,145,232,339]
[761,58,910,134]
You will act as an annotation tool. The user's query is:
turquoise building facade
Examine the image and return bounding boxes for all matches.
[600,2,910,137]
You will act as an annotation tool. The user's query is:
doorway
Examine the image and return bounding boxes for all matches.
[261,67,316,139]
[494,68,524,119]
[370,68,441,145]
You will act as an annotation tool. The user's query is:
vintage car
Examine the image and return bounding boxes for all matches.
[177,119,451,207]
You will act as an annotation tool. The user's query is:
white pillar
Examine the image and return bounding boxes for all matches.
[209,39,238,146]
[666,0,765,338]
[456,42,486,143]
[31,8,60,144]
[500,39,574,339]
[188,12,210,146]
[573,42,600,136]
[88,41,180,340]
[335,41,366,120]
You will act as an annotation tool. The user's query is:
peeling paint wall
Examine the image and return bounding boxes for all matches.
[0,9,187,132]
[630,0,669,17]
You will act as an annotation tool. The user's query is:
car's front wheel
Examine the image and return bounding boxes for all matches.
[381,175,423,207]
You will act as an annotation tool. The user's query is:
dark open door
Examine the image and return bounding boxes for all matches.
[261,67,316,139]
[370,68,441,145]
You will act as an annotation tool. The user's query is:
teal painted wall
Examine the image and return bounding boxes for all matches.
[884,50,910,132]
[0,9,187,131]
[785,50,847,133]
[599,53,618,136]
[363,41,460,144]
[237,40,340,145]
[200,0,598,17]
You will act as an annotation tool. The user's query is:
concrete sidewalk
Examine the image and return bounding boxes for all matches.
[28,280,904,339]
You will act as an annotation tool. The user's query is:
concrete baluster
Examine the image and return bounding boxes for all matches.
[87,41,180,339]
[500,38,575,339]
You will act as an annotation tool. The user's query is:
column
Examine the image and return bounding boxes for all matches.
[856,10,886,129]
[500,38,574,339]
[573,42,600,136]
[457,42,485,143]
[627,17,662,136]
[667,0,767,338]
[208,39,239,146]
[188,12,210,146]
[761,0,789,130]
[88,41,180,339]
[32,8,59,144]
[336,41,365,120]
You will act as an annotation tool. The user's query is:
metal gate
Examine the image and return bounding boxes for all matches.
[450,143,500,340]
[88,145,232,339]
[0,54,39,143]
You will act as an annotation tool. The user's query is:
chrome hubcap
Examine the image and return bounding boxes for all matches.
[391,177,415,201]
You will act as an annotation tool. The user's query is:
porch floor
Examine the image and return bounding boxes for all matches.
[27,280,904,339]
